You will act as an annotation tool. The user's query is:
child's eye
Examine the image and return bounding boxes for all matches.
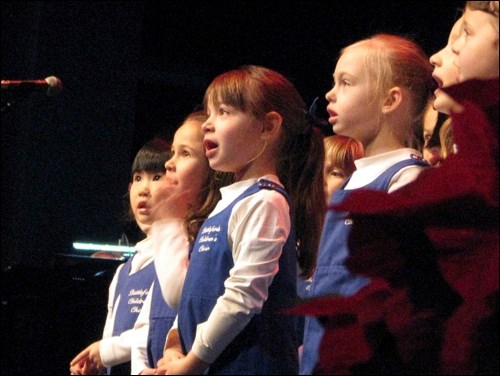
[153,174,164,181]
[334,79,350,87]
[218,107,229,115]
[134,175,142,182]
[330,171,345,178]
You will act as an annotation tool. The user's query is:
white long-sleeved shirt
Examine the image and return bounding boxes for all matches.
[130,219,189,374]
[99,237,155,367]
[151,219,190,310]
[346,148,426,192]
[178,174,291,364]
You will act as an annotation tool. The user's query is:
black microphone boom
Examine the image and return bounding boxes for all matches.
[1,76,63,96]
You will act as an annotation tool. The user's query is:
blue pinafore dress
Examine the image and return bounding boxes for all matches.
[300,157,429,375]
[146,274,177,368]
[107,257,155,375]
[178,179,299,375]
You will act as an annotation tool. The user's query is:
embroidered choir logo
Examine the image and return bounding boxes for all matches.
[128,288,149,313]
[197,225,221,252]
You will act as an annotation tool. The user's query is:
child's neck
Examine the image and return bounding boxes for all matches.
[363,138,407,157]
[234,160,277,182]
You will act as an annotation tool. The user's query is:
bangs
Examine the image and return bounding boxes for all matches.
[130,139,170,177]
[203,69,254,113]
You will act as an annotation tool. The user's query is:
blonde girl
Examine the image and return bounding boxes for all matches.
[301,33,434,375]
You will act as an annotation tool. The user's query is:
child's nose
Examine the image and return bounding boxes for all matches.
[165,158,175,172]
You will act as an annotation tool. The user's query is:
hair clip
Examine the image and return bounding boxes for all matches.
[305,97,330,133]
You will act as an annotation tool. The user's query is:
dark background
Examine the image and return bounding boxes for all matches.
[1,1,463,374]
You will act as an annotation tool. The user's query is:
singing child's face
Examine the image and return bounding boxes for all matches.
[325,46,381,144]
[164,119,209,207]
[452,7,499,81]
[202,101,265,179]
[430,17,463,114]
[130,169,167,235]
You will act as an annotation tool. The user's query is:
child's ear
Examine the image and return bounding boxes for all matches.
[128,182,132,192]
[262,111,283,138]
[381,87,403,114]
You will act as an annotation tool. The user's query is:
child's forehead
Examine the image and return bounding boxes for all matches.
[173,122,204,143]
[467,1,499,18]
[335,48,369,76]
[464,5,499,26]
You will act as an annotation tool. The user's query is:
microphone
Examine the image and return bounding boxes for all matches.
[1,76,63,96]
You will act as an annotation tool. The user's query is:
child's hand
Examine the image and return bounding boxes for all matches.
[160,353,209,375]
[154,350,185,375]
[151,186,199,221]
[82,358,102,375]
[69,360,84,375]
[139,367,157,375]
[70,357,100,375]
[70,341,104,375]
